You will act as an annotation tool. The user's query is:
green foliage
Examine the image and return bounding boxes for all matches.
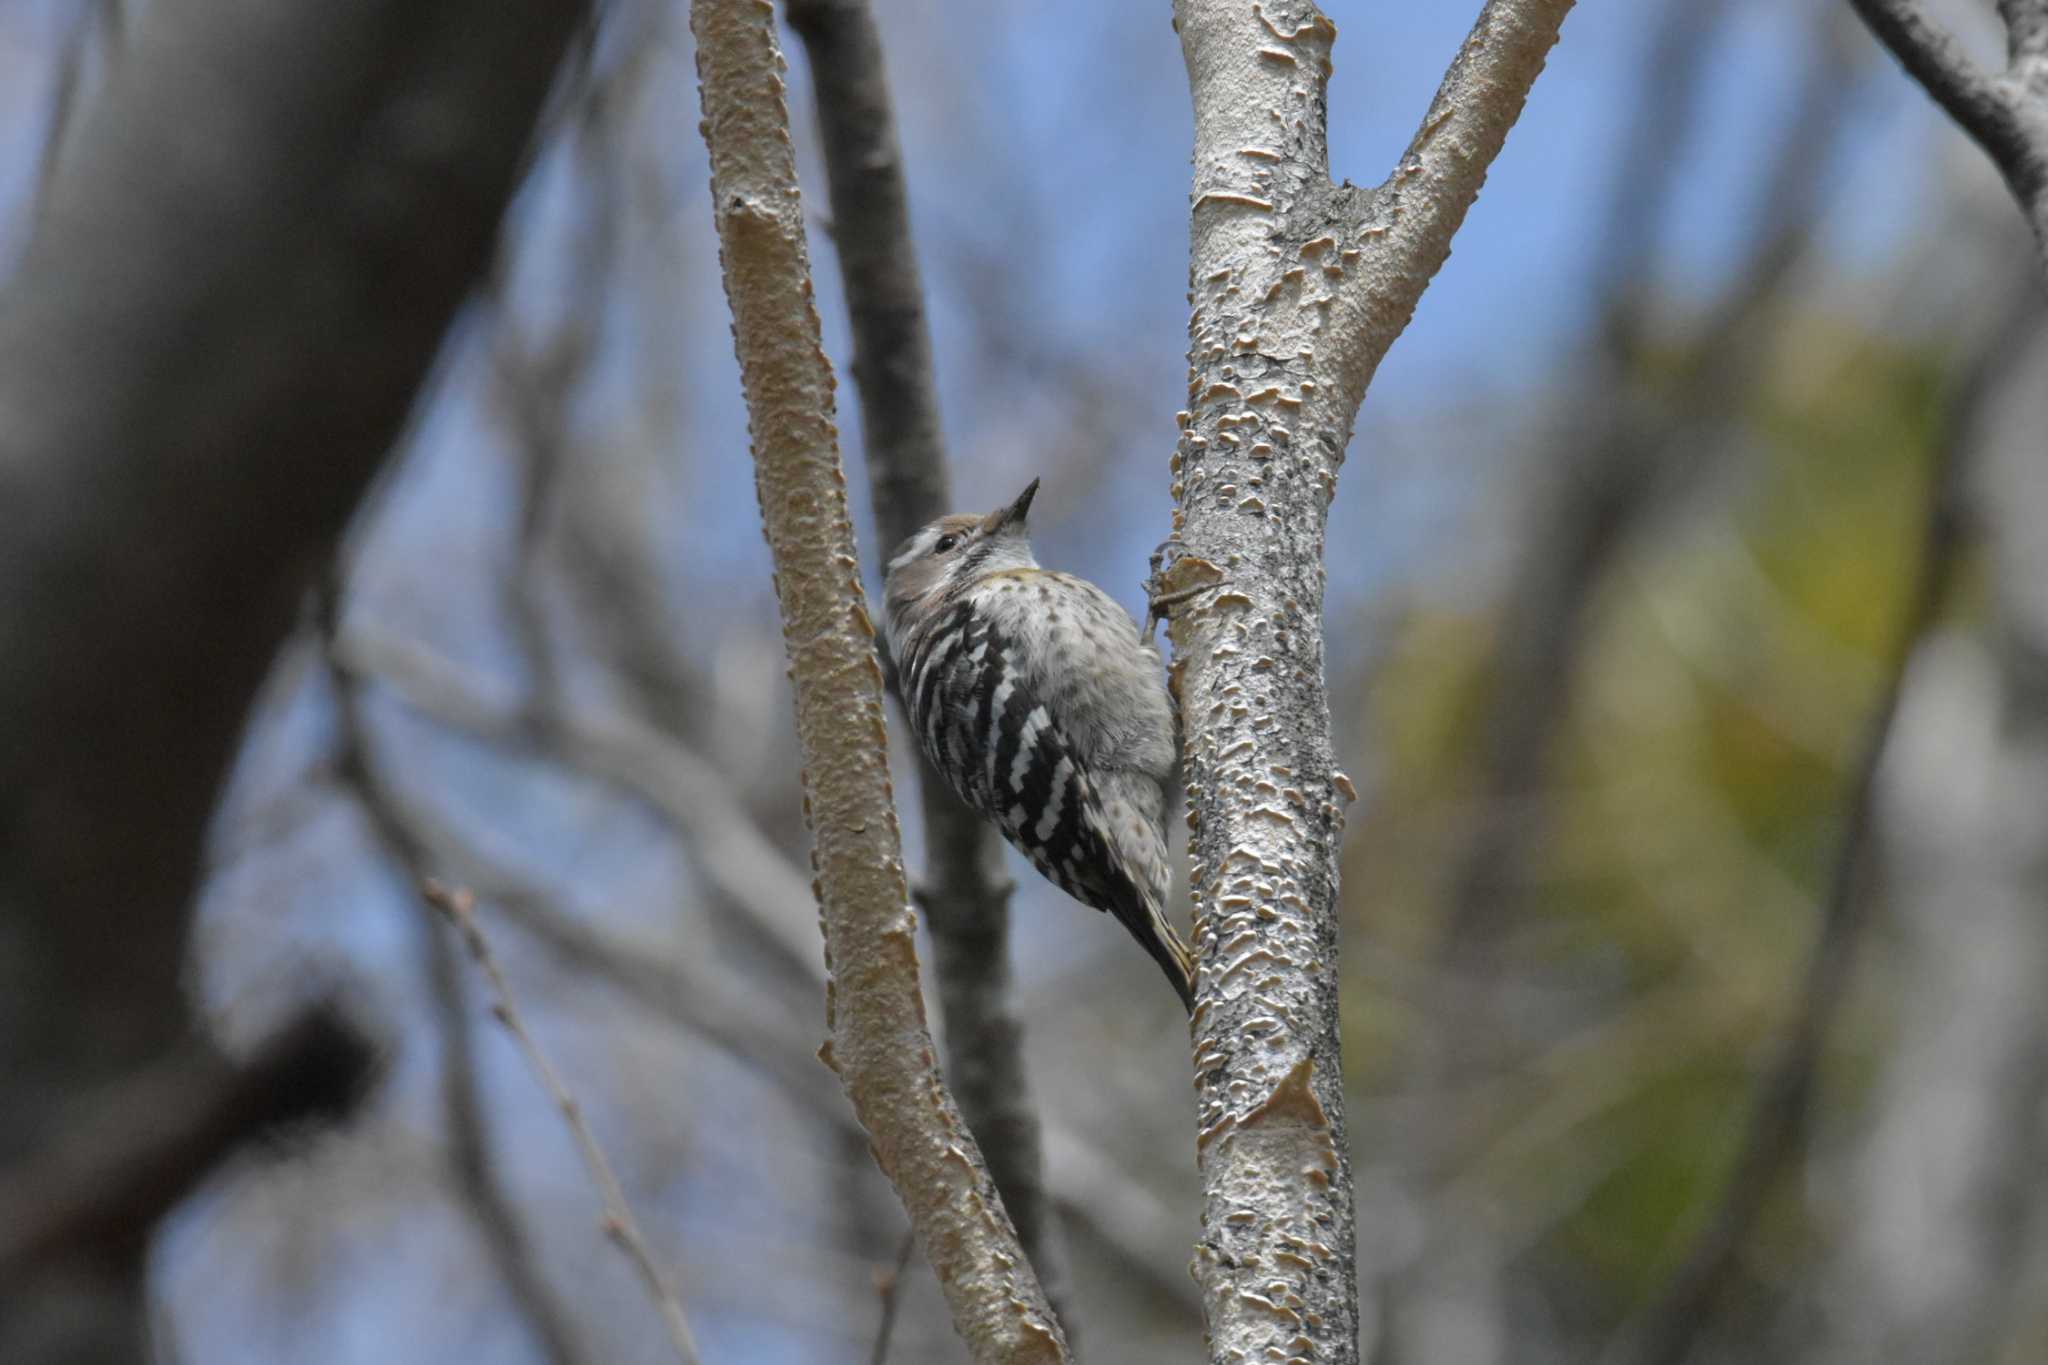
[1339,314,1959,1318]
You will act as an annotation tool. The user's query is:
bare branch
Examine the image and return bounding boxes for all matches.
[1847,0,2048,264]
[1166,2,1573,1360]
[337,694,590,1364]
[421,912,593,1365]
[782,0,1069,1319]
[867,1229,919,1365]
[341,629,1202,1310]
[691,0,1067,1358]
[2006,0,2048,80]
[1437,0,1855,996]
[0,1007,375,1282]
[427,882,703,1365]
[321,594,651,1365]
[0,5,584,1351]
[781,0,948,546]
[0,0,590,1019]
[1341,0,1578,392]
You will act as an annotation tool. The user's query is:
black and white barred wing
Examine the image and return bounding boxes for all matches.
[902,600,1194,1009]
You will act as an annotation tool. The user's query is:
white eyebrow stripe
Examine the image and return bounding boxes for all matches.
[889,528,938,572]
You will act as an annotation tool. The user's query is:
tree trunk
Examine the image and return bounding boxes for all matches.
[1165,3,1575,1359]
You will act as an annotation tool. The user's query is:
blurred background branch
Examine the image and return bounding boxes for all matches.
[0,0,587,1358]
[1607,249,2031,1365]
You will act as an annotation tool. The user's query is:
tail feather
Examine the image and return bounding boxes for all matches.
[1109,884,1196,1014]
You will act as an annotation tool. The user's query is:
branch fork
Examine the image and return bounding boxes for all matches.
[1848,0,2048,269]
[1169,2,1573,1359]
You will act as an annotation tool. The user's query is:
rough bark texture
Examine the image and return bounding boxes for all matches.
[0,1,585,1356]
[1164,3,1574,1360]
[1846,0,2048,274]
[690,1,1068,1359]
[782,0,1069,1316]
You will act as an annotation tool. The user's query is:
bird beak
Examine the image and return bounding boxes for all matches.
[981,478,1040,536]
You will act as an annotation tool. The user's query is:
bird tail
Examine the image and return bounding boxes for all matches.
[1110,884,1196,1014]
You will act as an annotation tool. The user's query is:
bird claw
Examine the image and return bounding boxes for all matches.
[1143,535,1228,640]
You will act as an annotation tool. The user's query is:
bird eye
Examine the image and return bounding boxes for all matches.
[933,534,960,554]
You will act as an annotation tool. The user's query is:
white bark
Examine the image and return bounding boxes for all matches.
[1165,3,1574,1361]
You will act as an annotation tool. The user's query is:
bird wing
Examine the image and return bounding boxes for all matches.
[907,596,1194,1009]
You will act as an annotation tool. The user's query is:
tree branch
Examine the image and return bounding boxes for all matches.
[781,0,947,539]
[0,0,589,1053]
[781,0,1068,1318]
[0,1007,376,1283]
[1847,0,2048,267]
[691,0,1067,1358]
[2006,0,2048,80]
[339,627,1203,1311]
[328,637,591,1365]
[867,1229,919,1365]
[420,908,592,1365]
[0,3,585,1353]
[427,882,703,1365]
[1165,2,1574,1360]
[1436,0,1854,998]
[322,587,680,1364]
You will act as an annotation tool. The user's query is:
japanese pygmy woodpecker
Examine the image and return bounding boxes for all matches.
[883,478,1196,1012]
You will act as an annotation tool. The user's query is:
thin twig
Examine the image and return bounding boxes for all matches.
[1433,0,1856,1012]
[1607,296,2042,1365]
[422,897,591,1365]
[336,628,1203,1310]
[424,881,703,1365]
[323,595,593,1365]
[781,0,1069,1319]
[867,1228,919,1365]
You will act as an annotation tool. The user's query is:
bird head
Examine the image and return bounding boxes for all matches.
[883,478,1040,648]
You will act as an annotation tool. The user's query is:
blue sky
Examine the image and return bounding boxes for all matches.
[645,0,1957,665]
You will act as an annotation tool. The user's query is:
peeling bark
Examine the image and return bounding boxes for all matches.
[1165,2,1574,1360]
[689,1,1067,1358]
